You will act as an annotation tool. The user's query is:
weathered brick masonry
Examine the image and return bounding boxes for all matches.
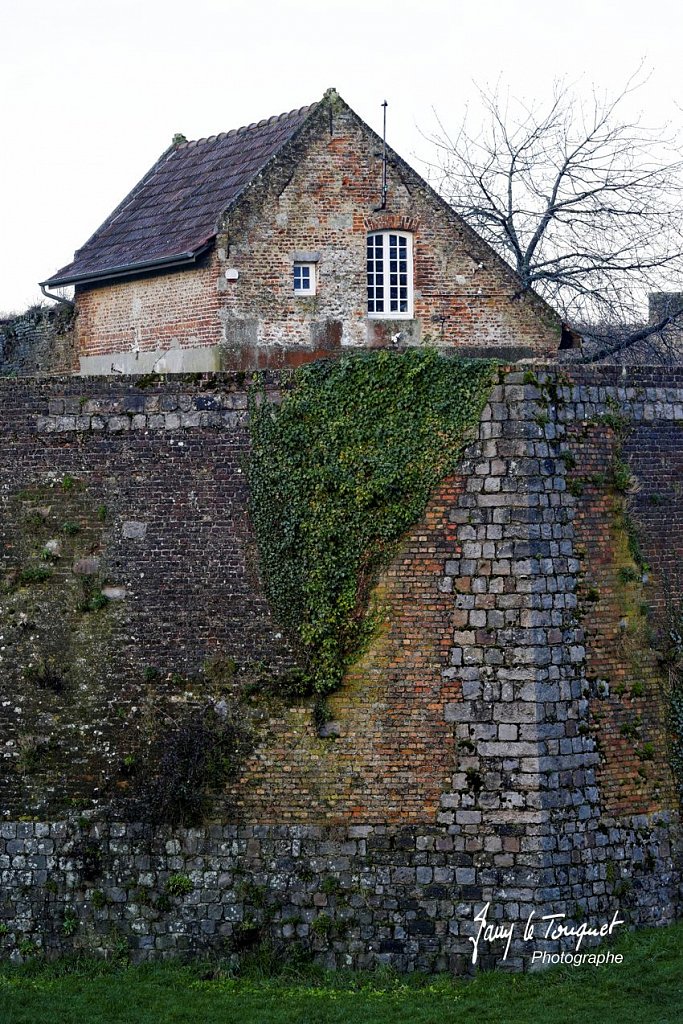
[0,366,680,971]
[0,374,295,818]
[214,103,557,362]
[76,257,221,370]
[0,306,76,376]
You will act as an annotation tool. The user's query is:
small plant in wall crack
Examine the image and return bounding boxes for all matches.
[235,880,267,907]
[122,696,255,827]
[76,579,109,614]
[15,733,52,774]
[90,889,108,910]
[311,913,333,936]
[166,873,194,898]
[17,564,53,586]
[17,938,40,957]
[24,655,69,694]
[62,906,79,937]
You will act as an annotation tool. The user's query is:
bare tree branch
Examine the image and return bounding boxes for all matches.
[423,70,683,361]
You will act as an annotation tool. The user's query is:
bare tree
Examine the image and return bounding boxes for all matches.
[426,72,683,361]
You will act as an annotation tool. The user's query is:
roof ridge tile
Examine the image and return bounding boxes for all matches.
[183,101,318,147]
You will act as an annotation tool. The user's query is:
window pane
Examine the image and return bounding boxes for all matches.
[367,237,378,313]
[294,263,315,293]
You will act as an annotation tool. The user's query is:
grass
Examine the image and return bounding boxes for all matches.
[0,922,681,1023]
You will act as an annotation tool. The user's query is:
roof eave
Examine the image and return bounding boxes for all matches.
[41,240,215,289]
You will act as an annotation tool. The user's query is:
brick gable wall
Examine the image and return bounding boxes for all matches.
[217,102,559,363]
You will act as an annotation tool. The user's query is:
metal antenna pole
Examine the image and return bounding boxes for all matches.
[381,100,388,209]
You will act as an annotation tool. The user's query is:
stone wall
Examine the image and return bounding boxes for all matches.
[1,813,675,971]
[0,365,681,970]
[0,305,76,375]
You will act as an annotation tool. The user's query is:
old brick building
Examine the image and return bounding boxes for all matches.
[42,90,564,374]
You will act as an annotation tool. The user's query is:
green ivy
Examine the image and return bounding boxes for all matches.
[248,349,495,694]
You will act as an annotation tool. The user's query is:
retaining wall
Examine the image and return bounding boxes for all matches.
[0,365,680,970]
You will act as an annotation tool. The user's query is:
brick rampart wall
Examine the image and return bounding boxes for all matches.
[0,365,680,971]
[0,306,76,375]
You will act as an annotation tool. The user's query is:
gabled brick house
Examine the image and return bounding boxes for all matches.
[42,89,564,374]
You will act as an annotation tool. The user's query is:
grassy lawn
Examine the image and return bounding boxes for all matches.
[0,922,681,1024]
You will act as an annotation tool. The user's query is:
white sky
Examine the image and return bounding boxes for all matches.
[2,0,683,313]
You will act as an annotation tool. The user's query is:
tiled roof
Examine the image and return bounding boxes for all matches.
[44,102,318,286]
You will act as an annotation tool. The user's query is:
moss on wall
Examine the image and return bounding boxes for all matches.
[0,475,124,815]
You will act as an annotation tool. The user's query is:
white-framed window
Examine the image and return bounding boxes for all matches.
[293,262,316,296]
[367,231,413,318]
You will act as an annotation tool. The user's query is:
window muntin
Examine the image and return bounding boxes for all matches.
[293,262,316,295]
[367,231,413,318]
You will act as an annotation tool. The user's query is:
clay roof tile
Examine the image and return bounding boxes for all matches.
[44,101,318,286]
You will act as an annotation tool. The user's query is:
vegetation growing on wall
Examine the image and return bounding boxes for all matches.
[0,468,297,821]
[565,406,680,806]
[0,476,122,814]
[665,602,683,800]
[0,303,76,376]
[248,349,495,694]
[123,690,255,827]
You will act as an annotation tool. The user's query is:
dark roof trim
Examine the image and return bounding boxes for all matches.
[41,239,214,288]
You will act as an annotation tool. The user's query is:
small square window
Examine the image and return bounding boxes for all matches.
[293,262,316,296]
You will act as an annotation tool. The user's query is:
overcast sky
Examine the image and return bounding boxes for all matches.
[2,0,683,313]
